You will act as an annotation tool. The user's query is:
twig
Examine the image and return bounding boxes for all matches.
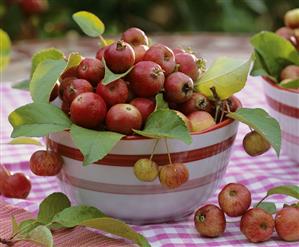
[164,139,172,165]
[149,139,159,160]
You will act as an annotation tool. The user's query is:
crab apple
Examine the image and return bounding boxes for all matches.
[128,61,165,97]
[175,52,199,81]
[105,104,142,135]
[164,72,193,103]
[130,98,155,122]
[280,65,299,80]
[61,100,70,115]
[77,58,104,86]
[60,67,78,81]
[159,163,189,189]
[30,150,63,176]
[218,183,251,217]
[104,40,135,73]
[70,92,107,129]
[134,159,159,182]
[126,86,136,102]
[173,47,185,55]
[284,8,299,29]
[174,110,192,131]
[275,27,297,46]
[59,77,76,100]
[243,131,271,156]
[1,173,31,199]
[121,27,149,46]
[96,79,128,107]
[194,204,226,237]
[275,206,299,241]
[19,0,48,14]
[133,45,149,63]
[63,78,93,104]
[188,111,216,132]
[143,44,176,75]
[240,208,274,243]
[96,46,108,61]
[49,83,59,102]
[0,165,10,194]
[178,93,211,115]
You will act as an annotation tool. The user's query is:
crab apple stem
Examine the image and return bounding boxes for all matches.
[0,164,10,176]
[149,139,160,161]
[225,100,231,113]
[164,138,173,165]
[219,101,225,123]
[99,35,107,47]
[214,104,220,123]
[0,238,14,246]
[255,195,269,208]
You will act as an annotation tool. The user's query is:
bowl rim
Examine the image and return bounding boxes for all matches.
[122,96,242,141]
[262,76,299,94]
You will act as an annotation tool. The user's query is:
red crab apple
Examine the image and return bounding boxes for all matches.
[19,0,48,14]
[30,150,63,176]
[60,66,78,82]
[130,98,155,122]
[178,92,211,115]
[243,131,271,156]
[77,58,104,86]
[133,45,149,63]
[0,165,10,194]
[70,92,107,129]
[188,111,216,132]
[128,61,165,97]
[1,173,31,199]
[275,206,299,241]
[59,77,76,100]
[121,27,149,46]
[218,183,252,217]
[104,40,135,73]
[159,163,189,189]
[175,52,199,81]
[96,79,129,107]
[164,72,193,103]
[63,78,93,104]
[143,43,176,75]
[61,100,70,115]
[173,47,185,55]
[194,204,226,237]
[240,208,274,243]
[49,83,59,102]
[284,8,299,29]
[96,46,108,61]
[105,103,142,135]
[275,27,297,46]
[280,65,299,81]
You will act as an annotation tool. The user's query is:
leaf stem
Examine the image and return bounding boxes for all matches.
[0,238,14,246]
[149,139,159,161]
[225,100,231,113]
[164,139,172,165]
[99,35,107,46]
[219,102,225,123]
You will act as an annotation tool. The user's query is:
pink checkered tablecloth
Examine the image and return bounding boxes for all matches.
[0,77,298,247]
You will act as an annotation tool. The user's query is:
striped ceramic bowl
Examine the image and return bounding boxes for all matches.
[263,77,299,162]
[48,97,241,224]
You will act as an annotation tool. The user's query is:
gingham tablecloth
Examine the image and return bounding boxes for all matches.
[0,77,298,247]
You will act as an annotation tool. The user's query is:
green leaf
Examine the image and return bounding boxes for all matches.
[30,59,67,103]
[250,51,274,79]
[80,217,151,247]
[9,137,42,146]
[31,48,64,77]
[256,202,276,214]
[9,103,71,138]
[0,29,11,71]
[279,79,299,89]
[72,11,105,37]
[11,216,19,235]
[227,108,281,156]
[52,205,105,228]
[155,93,168,110]
[70,124,124,166]
[134,109,192,144]
[250,31,299,80]
[65,52,82,71]
[26,225,53,247]
[267,185,299,199]
[195,56,252,99]
[102,59,133,85]
[12,79,30,91]
[18,219,41,236]
[37,192,71,224]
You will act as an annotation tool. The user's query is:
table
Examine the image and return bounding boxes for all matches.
[1,35,298,246]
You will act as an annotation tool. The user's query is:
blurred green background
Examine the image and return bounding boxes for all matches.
[1,0,299,40]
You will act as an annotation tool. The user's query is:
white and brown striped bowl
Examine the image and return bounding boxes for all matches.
[263,77,299,162]
[48,97,241,224]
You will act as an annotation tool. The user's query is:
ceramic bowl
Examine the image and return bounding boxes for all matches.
[263,77,299,162]
[48,97,241,224]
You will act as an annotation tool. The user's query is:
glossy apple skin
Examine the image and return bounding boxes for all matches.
[30,150,64,176]
[143,44,176,75]
[133,45,149,63]
[70,92,107,129]
[104,41,135,73]
[96,79,128,107]
[130,98,155,122]
[60,66,78,82]
[188,111,216,132]
[218,183,251,217]
[243,131,271,156]
[175,52,199,81]
[63,78,93,104]
[159,163,189,189]
[121,27,149,46]
[128,61,165,97]
[280,65,299,81]
[284,8,299,29]
[173,47,185,55]
[194,204,226,237]
[240,208,274,243]
[164,72,193,103]
[105,103,142,135]
[178,92,211,115]
[96,46,108,61]
[275,206,299,241]
[1,173,31,199]
[77,58,104,86]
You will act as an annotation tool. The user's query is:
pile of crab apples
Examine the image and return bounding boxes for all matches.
[55,27,214,135]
